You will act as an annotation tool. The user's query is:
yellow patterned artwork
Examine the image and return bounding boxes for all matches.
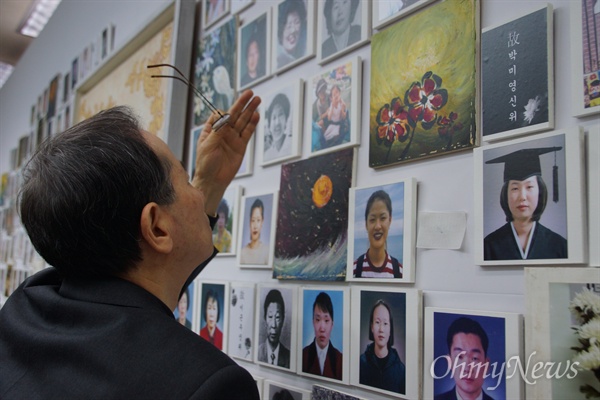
[78,22,173,139]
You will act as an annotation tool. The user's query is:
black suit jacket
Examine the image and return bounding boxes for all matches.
[0,265,259,399]
[435,386,494,400]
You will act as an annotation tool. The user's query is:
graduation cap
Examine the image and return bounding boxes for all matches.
[486,146,562,202]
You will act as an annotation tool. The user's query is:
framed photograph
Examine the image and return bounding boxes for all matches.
[259,79,304,167]
[482,4,554,142]
[187,125,203,177]
[298,286,350,384]
[203,0,230,29]
[273,148,356,281]
[369,0,479,168]
[309,56,361,157]
[235,134,254,178]
[350,286,421,399]
[588,125,600,266]
[474,128,586,265]
[316,0,370,65]
[74,1,194,159]
[47,74,60,119]
[571,0,600,117]
[253,375,264,399]
[237,10,271,90]
[264,380,310,400]
[213,185,243,256]
[174,282,196,331]
[227,282,256,361]
[231,0,254,14]
[525,267,600,399]
[196,280,229,352]
[312,384,367,400]
[193,16,237,127]
[237,191,277,268]
[255,285,297,372]
[424,308,523,400]
[347,178,417,283]
[272,0,316,74]
[372,0,436,30]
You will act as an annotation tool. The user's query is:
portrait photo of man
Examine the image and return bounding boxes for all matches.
[257,287,294,370]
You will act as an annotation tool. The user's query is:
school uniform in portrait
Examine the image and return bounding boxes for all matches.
[0,268,259,399]
[359,342,405,394]
[302,339,343,380]
[483,222,567,260]
[257,341,291,368]
[435,387,495,400]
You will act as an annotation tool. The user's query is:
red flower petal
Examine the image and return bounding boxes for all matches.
[430,93,444,108]
[423,78,436,95]
[408,85,422,104]
[423,107,436,122]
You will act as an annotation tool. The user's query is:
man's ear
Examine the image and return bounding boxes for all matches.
[139,202,173,254]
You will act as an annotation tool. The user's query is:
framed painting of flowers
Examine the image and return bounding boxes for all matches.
[368,0,479,168]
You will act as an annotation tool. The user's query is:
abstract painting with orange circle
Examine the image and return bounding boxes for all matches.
[274,148,356,281]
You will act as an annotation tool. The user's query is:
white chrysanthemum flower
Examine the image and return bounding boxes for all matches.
[570,288,600,324]
[523,96,540,124]
[573,343,600,371]
[576,318,600,343]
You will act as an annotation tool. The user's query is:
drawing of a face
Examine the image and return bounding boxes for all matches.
[507,177,539,222]
[313,305,333,349]
[282,11,301,53]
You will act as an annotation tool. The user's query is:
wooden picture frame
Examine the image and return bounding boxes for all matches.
[372,0,436,30]
[272,0,316,74]
[481,4,554,142]
[350,286,422,399]
[196,280,230,353]
[347,178,417,283]
[74,0,194,159]
[524,267,600,399]
[423,307,523,400]
[273,148,356,281]
[309,57,362,157]
[571,0,600,117]
[298,286,350,384]
[316,0,370,65]
[474,127,586,266]
[264,380,311,400]
[227,282,256,361]
[254,285,297,372]
[203,0,230,29]
[213,185,243,256]
[259,79,304,167]
[237,191,277,268]
[369,0,479,168]
[237,9,271,90]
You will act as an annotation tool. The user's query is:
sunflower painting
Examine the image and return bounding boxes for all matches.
[369,0,479,168]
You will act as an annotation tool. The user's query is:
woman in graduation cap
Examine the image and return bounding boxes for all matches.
[483,146,567,260]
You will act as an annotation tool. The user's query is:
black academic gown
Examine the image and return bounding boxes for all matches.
[483,222,567,260]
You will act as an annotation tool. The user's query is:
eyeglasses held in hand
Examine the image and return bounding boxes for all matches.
[147,63,231,131]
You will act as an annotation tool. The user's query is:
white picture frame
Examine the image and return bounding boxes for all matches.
[347,177,417,283]
[213,185,243,256]
[254,285,297,372]
[350,286,422,399]
[272,0,316,74]
[588,125,600,266]
[227,282,256,361]
[231,0,254,15]
[570,0,600,117]
[187,125,203,177]
[372,0,437,30]
[481,4,554,142]
[474,127,587,266]
[237,191,278,268]
[234,134,254,178]
[196,279,230,353]
[423,307,523,400]
[524,267,600,399]
[298,286,350,384]
[203,0,230,29]
[237,9,271,90]
[316,0,370,65]
[259,79,304,167]
[264,380,311,400]
[309,56,362,157]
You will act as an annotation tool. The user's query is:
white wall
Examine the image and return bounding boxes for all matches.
[0,0,598,398]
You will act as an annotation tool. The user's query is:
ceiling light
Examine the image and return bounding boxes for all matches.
[17,0,61,38]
